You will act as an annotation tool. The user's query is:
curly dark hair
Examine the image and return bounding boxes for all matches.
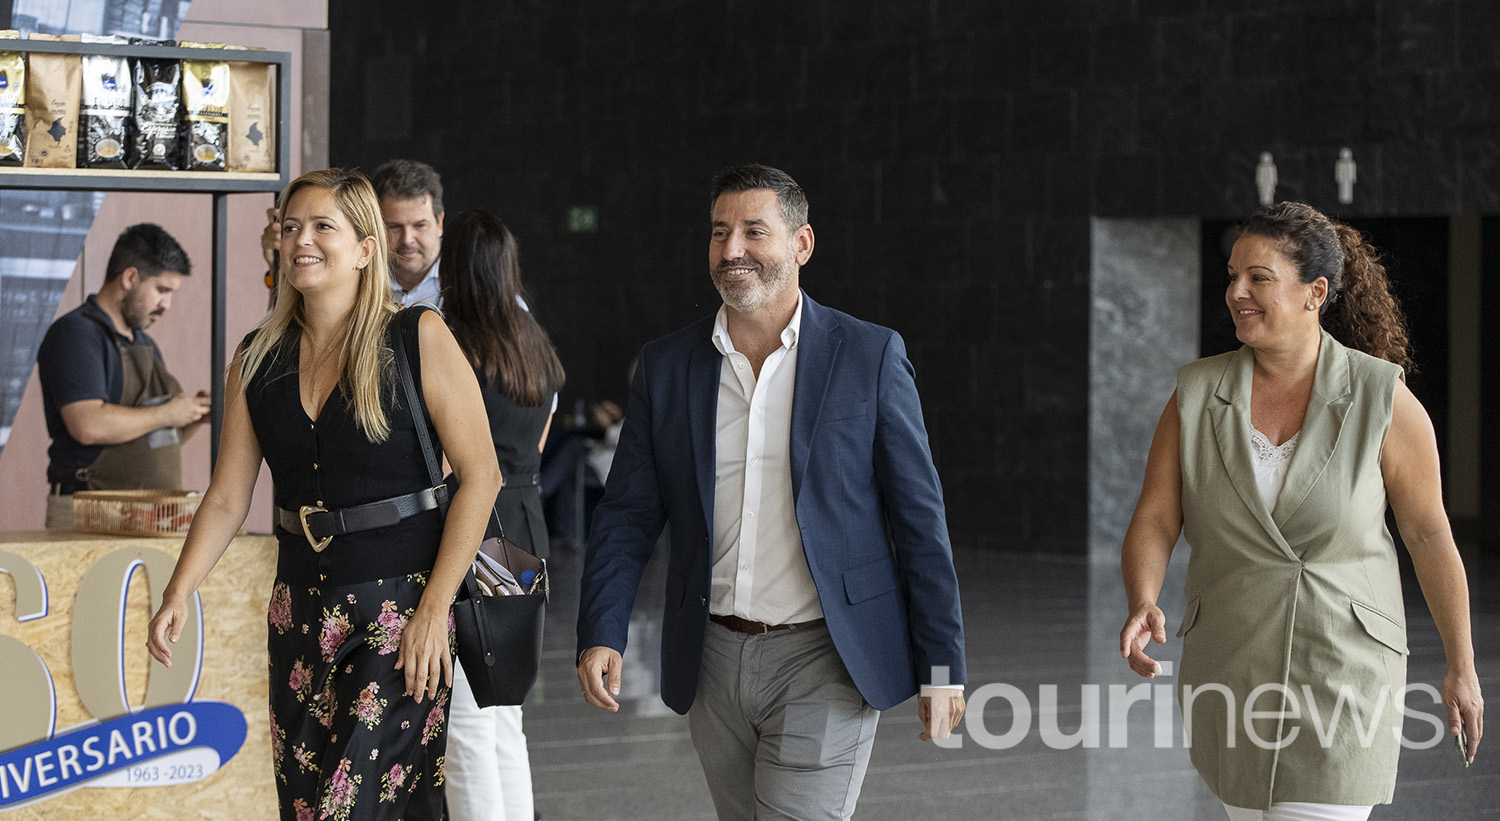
[1238,201,1413,373]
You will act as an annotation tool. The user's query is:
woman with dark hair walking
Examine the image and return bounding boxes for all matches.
[439,210,565,821]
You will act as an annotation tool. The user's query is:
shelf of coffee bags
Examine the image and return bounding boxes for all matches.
[0,165,284,192]
[0,38,290,190]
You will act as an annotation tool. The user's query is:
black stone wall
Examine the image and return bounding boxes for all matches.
[330,1,1500,554]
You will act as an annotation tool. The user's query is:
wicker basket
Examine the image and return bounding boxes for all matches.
[72,489,203,536]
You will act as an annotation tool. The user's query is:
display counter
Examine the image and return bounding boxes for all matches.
[0,530,276,819]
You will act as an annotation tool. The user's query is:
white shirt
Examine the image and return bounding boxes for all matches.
[1251,428,1300,509]
[709,296,823,625]
[391,258,443,308]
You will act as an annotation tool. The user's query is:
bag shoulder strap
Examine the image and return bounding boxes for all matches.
[392,306,446,504]
[392,306,514,544]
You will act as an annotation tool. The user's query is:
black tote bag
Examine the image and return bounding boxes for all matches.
[394,307,547,707]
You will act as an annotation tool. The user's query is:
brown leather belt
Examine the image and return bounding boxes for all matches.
[709,613,824,635]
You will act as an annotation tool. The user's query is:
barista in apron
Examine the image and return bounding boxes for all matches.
[35,223,207,528]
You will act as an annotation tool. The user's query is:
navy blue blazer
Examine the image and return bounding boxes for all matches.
[576,294,967,713]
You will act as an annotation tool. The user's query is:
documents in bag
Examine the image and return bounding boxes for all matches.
[473,550,521,596]
[472,543,545,597]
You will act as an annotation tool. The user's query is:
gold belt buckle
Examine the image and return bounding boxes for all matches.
[298,505,333,553]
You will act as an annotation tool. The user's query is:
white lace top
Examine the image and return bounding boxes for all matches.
[1250,428,1300,509]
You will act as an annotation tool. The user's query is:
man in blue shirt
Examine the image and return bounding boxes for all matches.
[370,158,445,307]
[36,223,210,528]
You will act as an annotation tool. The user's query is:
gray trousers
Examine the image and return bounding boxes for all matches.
[45,493,73,529]
[688,620,879,821]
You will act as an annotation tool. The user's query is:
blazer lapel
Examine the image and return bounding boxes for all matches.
[1272,330,1351,527]
[687,331,721,538]
[789,294,840,500]
[1208,346,1300,560]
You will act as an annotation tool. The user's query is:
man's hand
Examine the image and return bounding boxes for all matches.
[591,400,624,429]
[179,391,213,441]
[918,689,965,741]
[161,391,211,429]
[261,207,280,269]
[577,646,623,712]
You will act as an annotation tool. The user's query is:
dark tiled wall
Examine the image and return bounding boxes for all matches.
[330,1,1500,553]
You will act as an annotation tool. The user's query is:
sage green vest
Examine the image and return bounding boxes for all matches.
[1175,330,1406,809]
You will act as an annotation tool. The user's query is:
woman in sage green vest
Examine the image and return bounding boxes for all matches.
[1118,202,1483,820]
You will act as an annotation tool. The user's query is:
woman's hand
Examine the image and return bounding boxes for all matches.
[1120,602,1167,678]
[395,603,452,703]
[147,593,192,667]
[1119,394,1183,680]
[1443,666,1484,764]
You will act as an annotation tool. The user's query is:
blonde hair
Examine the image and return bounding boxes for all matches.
[240,168,398,442]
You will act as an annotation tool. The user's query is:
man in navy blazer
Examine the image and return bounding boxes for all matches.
[577,164,966,819]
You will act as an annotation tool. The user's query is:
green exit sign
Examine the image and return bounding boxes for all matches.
[568,206,598,233]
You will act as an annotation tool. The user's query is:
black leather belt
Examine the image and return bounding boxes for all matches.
[499,473,541,490]
[277,486,444,552]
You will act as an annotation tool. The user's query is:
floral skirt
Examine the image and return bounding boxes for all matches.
[267,573,453,821]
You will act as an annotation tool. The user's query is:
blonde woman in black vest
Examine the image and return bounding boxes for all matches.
[1119,202,1482,820]
[148,168,500,820]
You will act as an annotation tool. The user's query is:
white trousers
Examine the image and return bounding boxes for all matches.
[1223,802,1374,821]
[445,659,535,821]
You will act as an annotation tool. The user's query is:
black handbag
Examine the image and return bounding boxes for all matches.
[393,308,548,708]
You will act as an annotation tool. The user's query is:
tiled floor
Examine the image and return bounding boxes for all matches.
[520,542,1500,820]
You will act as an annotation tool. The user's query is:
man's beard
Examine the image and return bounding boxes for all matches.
[711,255,795,313]
[122,293,163,329]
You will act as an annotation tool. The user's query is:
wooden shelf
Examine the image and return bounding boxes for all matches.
[0,40,290,194]
[0,166,284,192]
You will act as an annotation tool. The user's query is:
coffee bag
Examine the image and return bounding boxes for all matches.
[0,50,22,165]
[79,54,131,168]
[23,52,81,168]
[129,58,180,170]
[181,59,228,171]
[227,61,274,172]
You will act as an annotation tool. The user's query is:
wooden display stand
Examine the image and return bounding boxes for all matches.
[0,530,278,819]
